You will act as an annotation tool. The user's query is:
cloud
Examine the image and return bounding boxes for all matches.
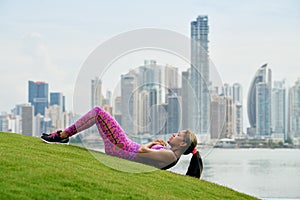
[21,32,49,67]
[20,32,63,82]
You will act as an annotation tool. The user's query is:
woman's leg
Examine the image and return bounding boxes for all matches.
[64,107,140,160]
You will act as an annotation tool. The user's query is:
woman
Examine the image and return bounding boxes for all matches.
[41,106,203,178]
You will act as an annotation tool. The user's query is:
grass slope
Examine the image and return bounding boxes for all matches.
[0,132,258,200]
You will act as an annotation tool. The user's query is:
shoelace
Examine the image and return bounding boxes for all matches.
[48,131,61,138]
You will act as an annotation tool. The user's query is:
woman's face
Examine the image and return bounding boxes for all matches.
[167,130,187,147]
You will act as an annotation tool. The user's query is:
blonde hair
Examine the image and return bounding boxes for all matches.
[182,130,197,155]
[183,130,203,179]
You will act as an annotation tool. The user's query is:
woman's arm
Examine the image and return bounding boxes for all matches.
[138,139,167,153]
[134,146,177,169]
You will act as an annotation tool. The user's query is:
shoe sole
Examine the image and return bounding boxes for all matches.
[40,138,69,145]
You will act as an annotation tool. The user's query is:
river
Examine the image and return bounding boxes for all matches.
[169,148,300,199]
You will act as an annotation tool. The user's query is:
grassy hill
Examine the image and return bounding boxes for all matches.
[0,132,258,200]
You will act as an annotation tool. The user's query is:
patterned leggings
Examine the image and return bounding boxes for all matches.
[64,107,140,160]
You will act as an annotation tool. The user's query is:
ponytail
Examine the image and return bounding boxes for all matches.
[182,130,203,179]
[186,151,203,179]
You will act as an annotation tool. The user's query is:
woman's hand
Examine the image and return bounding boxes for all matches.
[153,139,166,146]
[144,139,166,148]
[138,139,167,153]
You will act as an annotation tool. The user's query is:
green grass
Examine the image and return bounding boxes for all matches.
[0,132,259,200]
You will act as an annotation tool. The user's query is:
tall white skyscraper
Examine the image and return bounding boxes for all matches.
[247,64,272,136]
[91,77,103,109]
[138,89,150,134]
[21,104,34,136]
[232,83,243,135]
[256,82,272,136]
[0,112,8,132]
[288,78,300,138]
[272,80,287,138]
[190,15,210,135]
[181,70,192,130]
[165,65,178,88]
[232,83,243,104]
[121,72,138,135]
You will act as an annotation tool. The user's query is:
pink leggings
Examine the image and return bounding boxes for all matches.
[64,107,140,160]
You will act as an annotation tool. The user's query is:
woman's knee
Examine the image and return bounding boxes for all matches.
[93,106,102,113]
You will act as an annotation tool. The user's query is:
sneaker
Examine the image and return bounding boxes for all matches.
[41,130,69,144]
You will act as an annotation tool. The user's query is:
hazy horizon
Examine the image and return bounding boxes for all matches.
[1,0,300,131]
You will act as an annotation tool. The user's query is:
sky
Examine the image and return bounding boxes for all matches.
[1,0,300,129]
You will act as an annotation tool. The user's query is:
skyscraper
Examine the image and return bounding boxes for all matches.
[232,83,243,135]
[247,64,272,136]
[288,78,300,138]
[21,104,34,136]
[114,96,122,125]
[181,70,191,130]
[0,112,8,132]
[91,77,103,109]
[256,82,271,136]
[167,94,181,134]
[272,80,287,137]
[210,93,225,139]
[234,103,243,135]
[223,83,231,97]
[28,81,48,116]
[165,64,178,102]
[121,72,137,135]
[190,15,210,135]
[50,92,65,113]
[138,89,150,134]
[232,83,243,104]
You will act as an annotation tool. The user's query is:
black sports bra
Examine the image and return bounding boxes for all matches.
[161,150,179,170]
[161,158,179,170]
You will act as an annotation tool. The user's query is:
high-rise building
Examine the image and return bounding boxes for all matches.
[157,104,168,135]
[106,90,112,106]
[230,83,243,135]
[222,96,234,138]
[190,15,210,135]
[247,64,272,136]
[0,112,8,132]
[91,77,103,109]
[150,86,162,135]
[167,94,181,134]
[114,96,122,115]
[256,82,272,136]
[138,90,150,134]
[50,92,65,113]
[40,118,52,134]
[21,104,34,136]
[114,96,122,125]
[232,83,243,104]
[181,70,190,130]
[288,78,300,138]
[272,80,287,138]
[121,73,138,135]
[210,93,225,139]
[223,83,231,97]
[34,113,43,137]
[28,81,48,116]
[137,60,163,104]
[45,105,62,130]
[8,114,21,133]
[165,65,178,102]
[234,103,243,135]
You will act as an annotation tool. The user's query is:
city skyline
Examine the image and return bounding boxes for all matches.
[1,61,299,140]
[1,1,300,131]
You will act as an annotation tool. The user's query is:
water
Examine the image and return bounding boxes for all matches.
[169,148,300,199]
